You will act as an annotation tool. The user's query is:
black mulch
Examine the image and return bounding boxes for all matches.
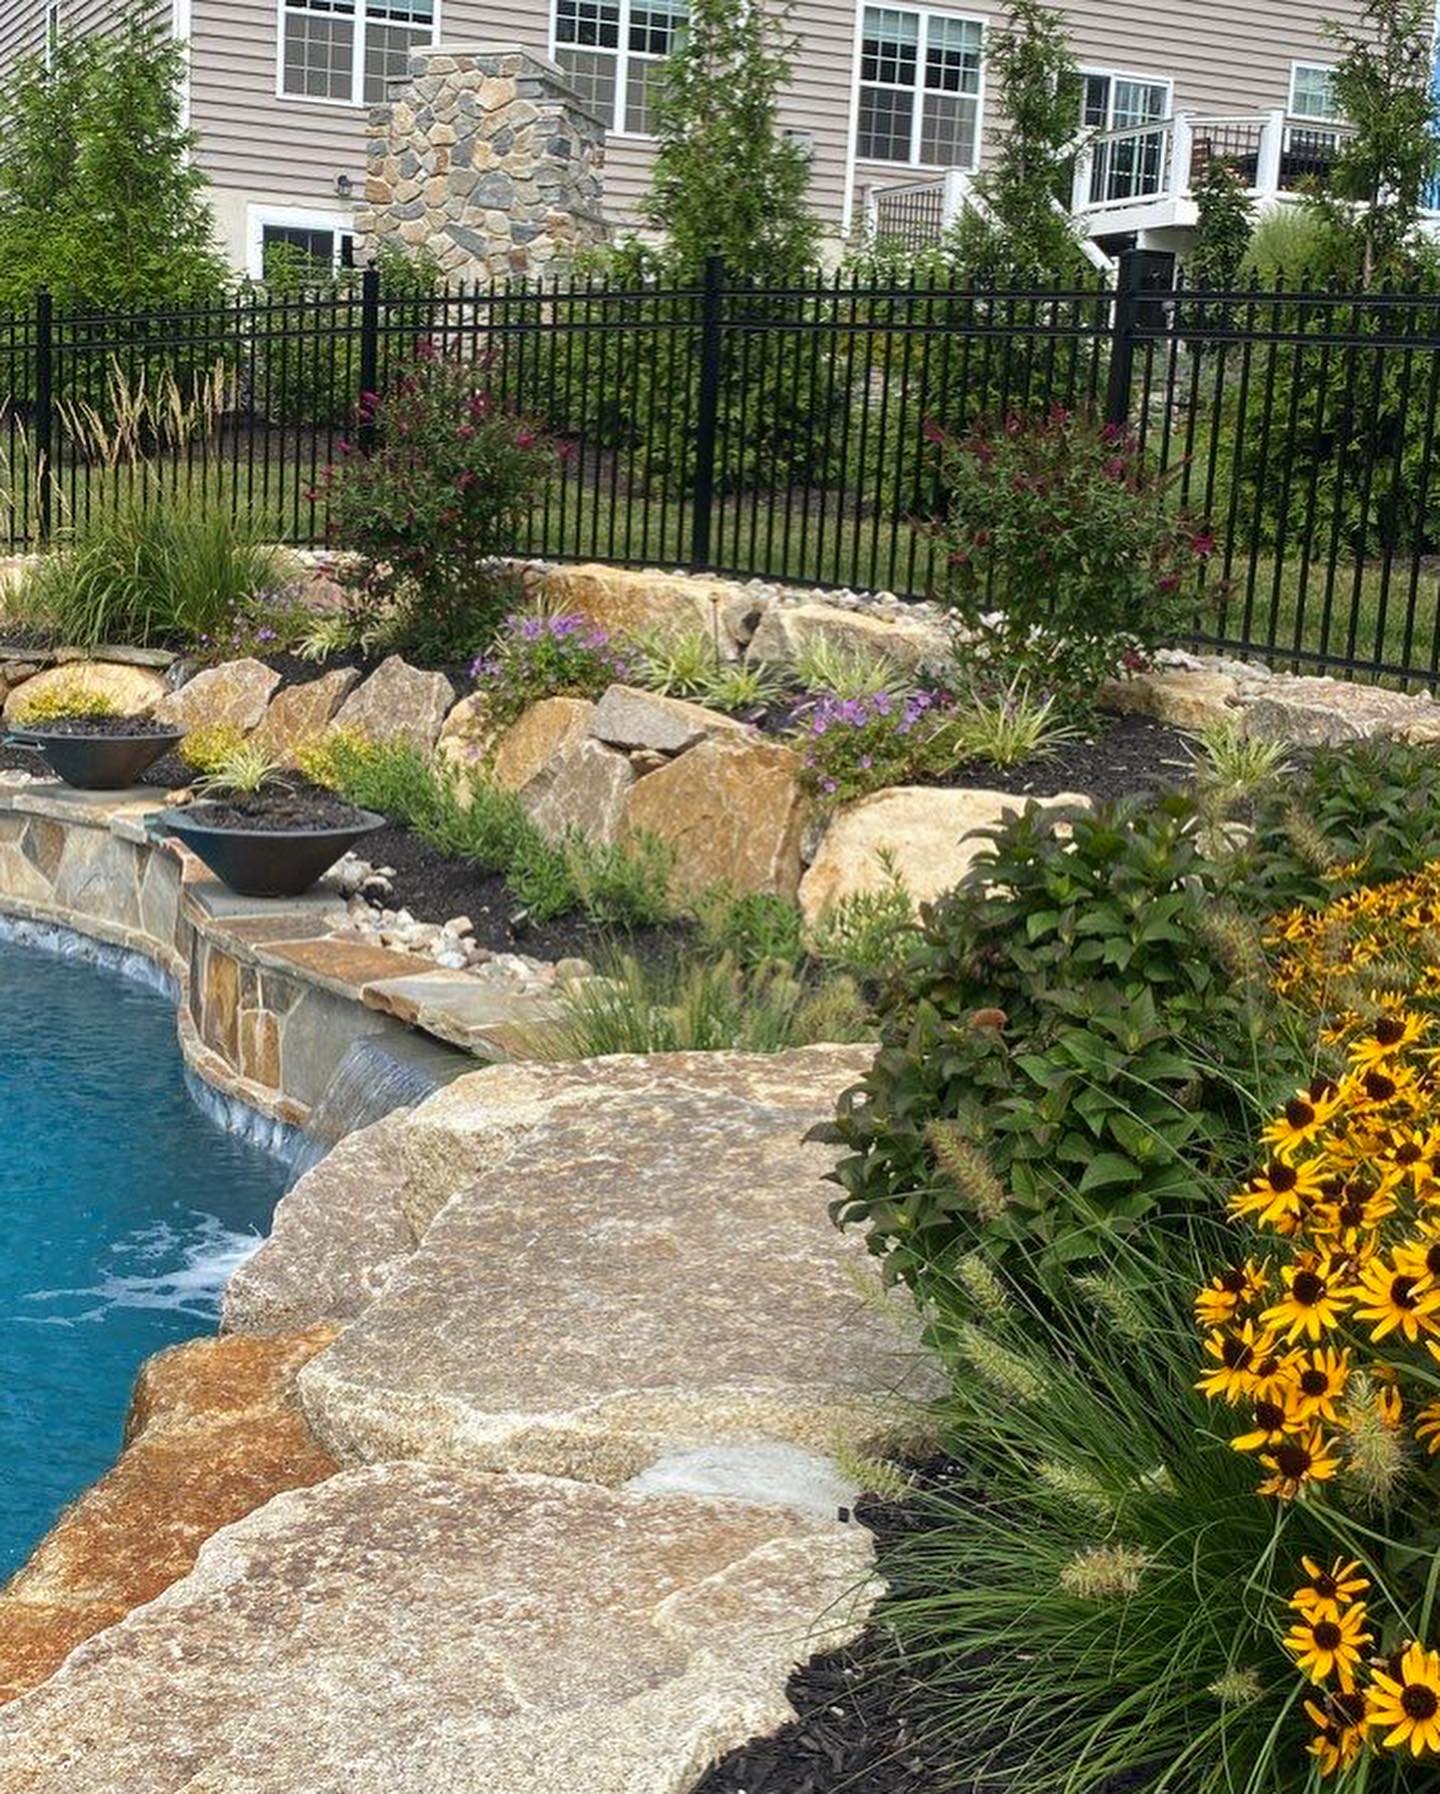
[689,1458,966,1794]
[10,715,179,738]
[938,713,1194,804]
[260,650,472,697]
[179,789,373,833]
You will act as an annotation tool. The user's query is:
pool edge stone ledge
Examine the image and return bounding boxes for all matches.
[0,1047,940,1792]
[0,782,549,1125]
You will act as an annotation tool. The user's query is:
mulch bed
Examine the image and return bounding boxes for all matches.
[690,1457,966,1794]
[178,789,373,833]
[940,713,1194,804]
[10,715,178,738]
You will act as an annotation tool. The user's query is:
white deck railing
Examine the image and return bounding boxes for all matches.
[866,166,1116,277]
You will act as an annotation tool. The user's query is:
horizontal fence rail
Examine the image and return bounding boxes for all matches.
[5,253,1440,687]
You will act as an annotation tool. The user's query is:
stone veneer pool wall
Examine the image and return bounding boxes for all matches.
[0,784,550,1124]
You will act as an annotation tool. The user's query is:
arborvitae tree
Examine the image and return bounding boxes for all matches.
[0,20,226,308]
[945,0,1088,285]
[641,0,820,283]
[1304,0,1440,286]
[1187,158,1255,290]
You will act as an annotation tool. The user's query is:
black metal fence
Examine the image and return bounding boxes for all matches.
[5,251,1440,686]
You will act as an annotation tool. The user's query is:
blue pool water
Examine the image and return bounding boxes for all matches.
[0,933,288,1577]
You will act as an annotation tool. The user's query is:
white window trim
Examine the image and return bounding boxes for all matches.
[1077,66,1174,132]
[548,0,685,143]
[246,203,357,280]
[275,0,442,110]
[1287,59,1341,123]
[850,4,988,174]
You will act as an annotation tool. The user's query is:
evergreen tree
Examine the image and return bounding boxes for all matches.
[1188,158,1255,290]
[641,0,819,282]
[0,21,226,308]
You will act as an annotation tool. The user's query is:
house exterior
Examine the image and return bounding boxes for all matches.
[0,0,1390,274]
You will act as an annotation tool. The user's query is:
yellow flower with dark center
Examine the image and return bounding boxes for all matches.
[1230,1395,1300,1452]
[1313,1181,1397,1244]
[1231,1158,1330,1231]
[1290,1556,1369,1621]
[1368,1641,1440,1756]
[1379,1126,1440,1198]
[1415,1399,1440,1454]
[1258,1428,1339,1499]
[1349,1061,1420,1112]
[1349,1011,1427,1072]
[1287,1348,1351,1425]
[1305,1693,1368,1777]
[1285,1603,1371,1689]
[1395,1234,1440,1292]
[1262,1261,1349,1343]
[1193,1260,1268,1330]
[1263,1087,1345,1157]
[1348,1255,1440,1343]
[1197,1322,1281,1403]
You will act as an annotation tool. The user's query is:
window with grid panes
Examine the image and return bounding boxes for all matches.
[858,7,982,168]
[554,0,687,135]
[280,0,435,105]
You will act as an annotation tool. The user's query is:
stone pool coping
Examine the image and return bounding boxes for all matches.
[0,778,557,1124]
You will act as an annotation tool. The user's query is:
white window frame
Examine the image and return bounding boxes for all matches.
[1078,66,1173,134]
[548,0,687,143]
[1288,60,1342,124]
[246,204,357,280]
[852,4,987,172]
[275,0,442,110]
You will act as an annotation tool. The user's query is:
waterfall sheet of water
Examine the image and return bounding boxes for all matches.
[285,1033,470,1186]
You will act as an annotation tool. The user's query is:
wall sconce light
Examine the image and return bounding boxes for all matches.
[335,172,354,202]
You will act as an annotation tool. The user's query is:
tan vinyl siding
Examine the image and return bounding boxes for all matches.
[0,1,52,73]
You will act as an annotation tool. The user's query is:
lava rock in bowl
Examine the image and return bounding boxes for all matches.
[149,787,386,900]
[5,715,185,790]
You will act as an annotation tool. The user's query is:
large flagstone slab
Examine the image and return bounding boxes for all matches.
[296,1047,939,1482]
[0,1463,878,1794]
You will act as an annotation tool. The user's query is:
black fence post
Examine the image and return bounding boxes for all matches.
[34,288,53,545]
[690,253,725,571]
[358,264,381,454]
[1103,249,1143,431]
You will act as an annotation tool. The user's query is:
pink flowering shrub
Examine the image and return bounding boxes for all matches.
[316,342,555,656]
[797,689,949,805]
[931,405,1216,699]
[470,612,632,728]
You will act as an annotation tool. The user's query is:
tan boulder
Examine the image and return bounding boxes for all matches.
[330,655,455,752]
[154,658,280,735]
[799,785,1091,923]
[535,562,757,654]
[486,695,594,793]
[0,1463,878,1794]
[0,1328,337,1707]
[1099,669,1240,733]
[1242,675,1440,747]
[3,662,167,724]
[747,601,951,675]
[622,735,808,899]
[527,735,635,844]
[261,667,361,764]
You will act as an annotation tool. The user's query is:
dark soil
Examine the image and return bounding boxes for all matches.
[13,715,180,739]
[259,650,472,697]
[177,789,375,833]
[690,1457,966,1794]
[940,713,1194,803]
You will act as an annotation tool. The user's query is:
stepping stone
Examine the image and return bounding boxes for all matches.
[295,1047,940,1481]
[0,1463,878,1794]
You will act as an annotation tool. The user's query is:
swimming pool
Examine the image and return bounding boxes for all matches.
[0,933,288,1577]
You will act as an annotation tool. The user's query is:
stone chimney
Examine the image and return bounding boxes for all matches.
[357,44,609,284]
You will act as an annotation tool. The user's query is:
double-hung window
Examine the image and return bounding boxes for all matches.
[857,6,983,168]
[1289,63,1340,125]
[553,0,688,137]
[1080,69,1170,203]
[280,0,437,106]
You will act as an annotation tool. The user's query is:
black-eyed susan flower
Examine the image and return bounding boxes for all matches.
[1197,1321,1280,1403]
[1288,1348,1351,1425]
[1395,1233,1440,1291]
[1305,1692,1368,1777]
[1263,1086,1345,1157]
[1290,1556,1369,1621]
[1232,1159,1330,1231]
[1262,1260,1350,1342]
[1350,1010,1428,1072]
[1230,1395,1301,1452]
[1193,1261,1268,1330]
[1348,1255,1440,1343]
[1415,1399,1440,1454]
[1258,1428,1339,1499]
[1285,1603,1371,1689]
[1368,1641,1440,1757]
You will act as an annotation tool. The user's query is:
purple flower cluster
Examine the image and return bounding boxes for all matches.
[805,689,941,738]
[799,688,947,800]
[470,611,630,684]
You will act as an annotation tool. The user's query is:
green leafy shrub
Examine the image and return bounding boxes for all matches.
[317,345,554,661]
[470,612,632,729]
[18,490,284,649]
[828,795,1277,1286]
[934,407,1217,701]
